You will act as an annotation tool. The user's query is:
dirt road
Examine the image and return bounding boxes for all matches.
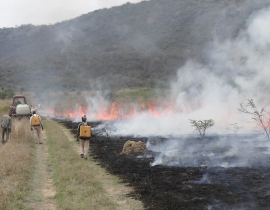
[23,128,57,210]
[24,118,143,210]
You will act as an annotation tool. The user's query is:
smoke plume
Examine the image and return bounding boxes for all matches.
[112,5,270,137]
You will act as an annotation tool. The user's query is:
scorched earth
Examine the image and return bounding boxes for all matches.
[62,120,270,210]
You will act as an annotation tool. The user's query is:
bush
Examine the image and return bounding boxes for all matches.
[189,119,215,139]
[0,89,15,99]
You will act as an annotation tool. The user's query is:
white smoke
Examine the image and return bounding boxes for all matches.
[111,6,270,137]
[107,6,270,169]
[148,135,270,168]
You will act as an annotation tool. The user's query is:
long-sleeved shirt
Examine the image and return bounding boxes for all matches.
[1,115,12,129]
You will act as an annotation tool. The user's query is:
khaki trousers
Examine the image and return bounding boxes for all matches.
[33,126,42,143]
[80,139,90,158]
[2,127,10,142]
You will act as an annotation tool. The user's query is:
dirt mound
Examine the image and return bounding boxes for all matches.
[120,140,146,155]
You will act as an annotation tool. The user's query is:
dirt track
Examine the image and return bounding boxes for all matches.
[24,118,143,210]
[24,129,57,210]
[53,119,144,210]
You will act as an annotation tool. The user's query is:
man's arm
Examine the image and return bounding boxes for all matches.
[76,124,81,141]
[9,118,12,130]
[39,116,44,130]
[29,116,33,130]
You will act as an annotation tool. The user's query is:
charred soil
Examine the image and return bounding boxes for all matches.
[62,120,270,210]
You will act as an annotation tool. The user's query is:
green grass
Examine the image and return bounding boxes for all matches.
[114,87,169,104]
[44,119,117,210]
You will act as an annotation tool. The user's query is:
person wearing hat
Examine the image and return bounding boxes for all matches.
[76,115,91,159]
[1,113,12,144]
[30,110,44,144]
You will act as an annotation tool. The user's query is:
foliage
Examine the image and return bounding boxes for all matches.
[238,99,270,140]
[0,0,268,91]
[189,119,214,139]
[0,89,15,99]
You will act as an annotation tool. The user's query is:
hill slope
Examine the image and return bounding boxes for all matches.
[0,0,269,92]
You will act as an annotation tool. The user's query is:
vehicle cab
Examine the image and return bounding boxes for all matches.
[9,95,31,117]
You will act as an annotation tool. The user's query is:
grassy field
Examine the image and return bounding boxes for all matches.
[0,99,144,210]
[0,110,35,209]
[114,87,169,104]
[44,119,118,210]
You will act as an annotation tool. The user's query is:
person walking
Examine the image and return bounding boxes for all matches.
[1,113,12,144]
[77,115,91,159]
[30,110,44,144]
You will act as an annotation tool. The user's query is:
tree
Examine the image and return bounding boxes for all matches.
[228,123,242,136]
[189,119,214,139]
[0,89,15,99]
[238,99,270,140]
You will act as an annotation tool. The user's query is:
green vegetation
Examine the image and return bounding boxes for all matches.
[239,99,270,140]
[189,119,215,139]
[45,119,118,209]
[0,0,267,92]
[0,89,15,99]
[114,87,169,104]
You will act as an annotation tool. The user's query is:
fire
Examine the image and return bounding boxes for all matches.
[96,102,125,120]
[40,101,196,121]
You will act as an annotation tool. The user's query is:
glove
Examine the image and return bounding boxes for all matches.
[31,127,33,131]
[41,125,44,130]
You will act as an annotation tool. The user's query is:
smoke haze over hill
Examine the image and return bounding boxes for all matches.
[108,5,270,137]
[1,0,270,92]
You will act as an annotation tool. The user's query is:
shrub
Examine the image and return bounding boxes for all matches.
[189,119,214,139]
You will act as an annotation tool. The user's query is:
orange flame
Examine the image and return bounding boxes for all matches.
[41,101,197,121]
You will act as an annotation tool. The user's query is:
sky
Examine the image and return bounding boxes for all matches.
[0,0,144,28]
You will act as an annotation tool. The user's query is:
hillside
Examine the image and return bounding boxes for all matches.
[0,0,269,92]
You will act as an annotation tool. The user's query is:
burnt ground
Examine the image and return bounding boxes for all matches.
[61,120,270,210]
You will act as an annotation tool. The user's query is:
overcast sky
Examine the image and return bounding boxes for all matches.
[0,0,144,28]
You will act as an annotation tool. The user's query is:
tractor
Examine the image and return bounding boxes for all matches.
[9,95,32,117]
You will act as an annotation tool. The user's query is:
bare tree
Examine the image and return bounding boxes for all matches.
[189,119,214,139]
[228,123,243,136]
[238,99,270,140]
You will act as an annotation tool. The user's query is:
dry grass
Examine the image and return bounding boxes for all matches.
[0,99,12,112]
[0,112,34,210]
[45,119,117,210]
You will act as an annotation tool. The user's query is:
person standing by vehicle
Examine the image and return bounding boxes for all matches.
[77,115,91,159]
[30,110,44,144]
[1,113,12,144]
